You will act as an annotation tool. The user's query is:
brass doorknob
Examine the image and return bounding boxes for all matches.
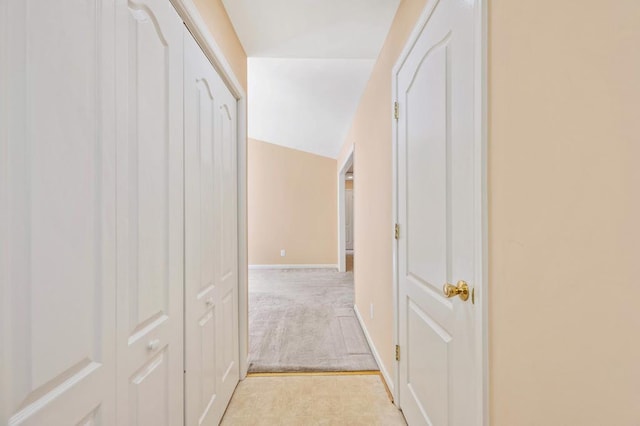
[443,280,470,301]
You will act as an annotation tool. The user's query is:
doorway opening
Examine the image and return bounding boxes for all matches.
[345,166,354,272]
[338,147,354,273]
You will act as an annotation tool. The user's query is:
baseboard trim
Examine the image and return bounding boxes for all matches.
[353,304,395,399]
[248,264,338,270]
[246,371,380,378]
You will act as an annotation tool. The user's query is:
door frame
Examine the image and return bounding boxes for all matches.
[170,0,249,380]
[390,0,488,423]
[337,146,354,272]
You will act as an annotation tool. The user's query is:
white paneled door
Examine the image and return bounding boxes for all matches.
[184,30,239,426]
[115,0,184,425]
[0,0,241,425]
[396,0,480,424]
[0,0,118,424]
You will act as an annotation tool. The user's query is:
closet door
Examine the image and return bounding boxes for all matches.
[0,1,117,424]
[213,49,240,426]
[184,29,239,426]
[115,1,184,424]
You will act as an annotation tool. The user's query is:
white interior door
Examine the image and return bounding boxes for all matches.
[0,1,118,424]
[115,1,184,424]
[211,49,240,425]
[346,189,354,251]
[396,0,479,424]
[184,29,240,426]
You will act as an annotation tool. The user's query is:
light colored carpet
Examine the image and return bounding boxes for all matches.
[248,268,378,373]
[221,374,406,425]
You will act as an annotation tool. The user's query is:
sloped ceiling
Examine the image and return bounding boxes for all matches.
[222,0,400,158]
[248,58,374,158]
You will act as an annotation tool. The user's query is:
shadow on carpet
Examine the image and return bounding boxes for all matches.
[248,268,379,373]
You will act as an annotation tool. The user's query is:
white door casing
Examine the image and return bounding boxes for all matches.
[346,189,354,251]
[394,0,486,424]
[0,0,118,424]
[115,0,184,424]
[184,28,240,426]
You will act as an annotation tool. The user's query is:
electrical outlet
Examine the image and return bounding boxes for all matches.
[370,303,374,320]
[280,249,286,257]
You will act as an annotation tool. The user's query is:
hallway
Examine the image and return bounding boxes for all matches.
[221,373,406,425]
[2,0,639,424]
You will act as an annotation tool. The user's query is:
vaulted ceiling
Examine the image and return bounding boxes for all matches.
[222,0,400,158]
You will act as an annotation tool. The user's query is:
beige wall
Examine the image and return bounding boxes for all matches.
[249,139,338,265]
[340,0,640,423]
[488,1,640,424]
[345,180,353,190]
[336,0,429,376]
[192,0,247,90]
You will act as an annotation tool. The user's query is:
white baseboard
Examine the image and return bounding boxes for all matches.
[353,304,395,398]
[248,264,338,270]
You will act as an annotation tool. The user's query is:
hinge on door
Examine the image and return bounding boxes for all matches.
[394,101,399,120]
[394,223,400,240]
[395,345,400,361]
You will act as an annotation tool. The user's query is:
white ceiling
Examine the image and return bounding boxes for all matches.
[222,0,400,158]
[248,58,374,158]
[221,0,400,58]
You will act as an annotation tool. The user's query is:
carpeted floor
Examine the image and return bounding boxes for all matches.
[221,374,406,425]
[248,267,378,373]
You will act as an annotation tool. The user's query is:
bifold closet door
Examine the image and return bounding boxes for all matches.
[184,29,240,426]
[115,0,184,424]
[0,1,118,424]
